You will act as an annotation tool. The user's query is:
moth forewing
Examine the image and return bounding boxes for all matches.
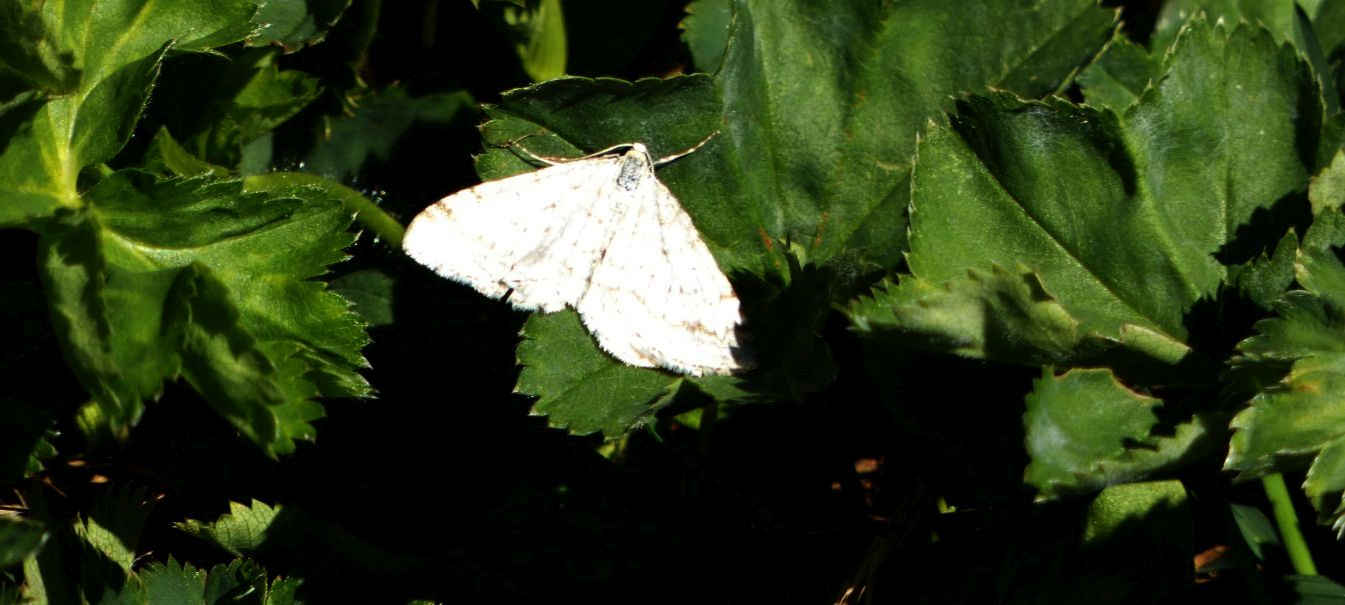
[403,139,750,376]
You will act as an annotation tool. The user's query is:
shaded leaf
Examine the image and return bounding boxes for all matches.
[1082,480,1190,548]
[680,0,731,73]
[249,0,352,51]
[180,48,323,169]
[1232,231,1300,310]
[1285,574,1345,603]
[512,0,566,82]
[850,265,1091,367]
[304,85,473,182]
[0,517,46,569]
[0,399,57,480]
[144,128,230,178]
[174,498,432,578]
[329,269,394,327]
[76,485,154,572]
[1304,0,1345,56]
[1230,502,1281,561]
[0,2,77,93]
[140,557,299,604]
[1078,34,1158,112]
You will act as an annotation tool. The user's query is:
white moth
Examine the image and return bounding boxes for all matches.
[402,136,751,376]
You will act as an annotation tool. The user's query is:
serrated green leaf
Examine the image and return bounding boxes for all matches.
[1024,368,1224,497]
[169,265,326,451]
[1078,34,1158,112]
[1228,215,1345,522]
[850,266,1089,366]
[200,556,298,605]
[248,0,352,51]
[1154,0,1296,53]
[1155,0,1337,112]
[304,85,473,182]
[850,263,1215,383]
[266,577,301,605]
[0,0,259,227]
[516,311,681,436]
[176,500,280,557]
[0,517,46,569]
[718,0,1115,274]
[203,559,270,604]
[1024,369,1159,495]
[1233,231,1300,309]
[140,556,298,604]
[39,171,369,454]
[141,557,208,603]
[888,21,1314,368]
[680,0,731,73]
[1299,211,1345,307]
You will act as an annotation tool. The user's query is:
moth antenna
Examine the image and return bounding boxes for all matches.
[655,131,719,166]
[508,136,638,167]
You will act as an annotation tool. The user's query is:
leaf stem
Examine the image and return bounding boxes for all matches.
[246,173,407,248]
[344,189,406,249]
[1262,473,1317,575]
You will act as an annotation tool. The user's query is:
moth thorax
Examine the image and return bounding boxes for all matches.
[616,152,650,191]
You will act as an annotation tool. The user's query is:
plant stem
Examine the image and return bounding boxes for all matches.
[1262,473,1318,575]
[246,172,407,248]
[344,189,407,249]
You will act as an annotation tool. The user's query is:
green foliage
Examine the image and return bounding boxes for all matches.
[1229,212,1345,527]
[0,0,371,456]
[485,0,1116,435]
[679,0,730,73]
[177,500,280,557]
[12,0,1345,600]
[0,0,260,226]
[249,0,352,51]
[13,487,297,603]
[0,399,56,480]
[302,84,473,182]
[0,518,45,569]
